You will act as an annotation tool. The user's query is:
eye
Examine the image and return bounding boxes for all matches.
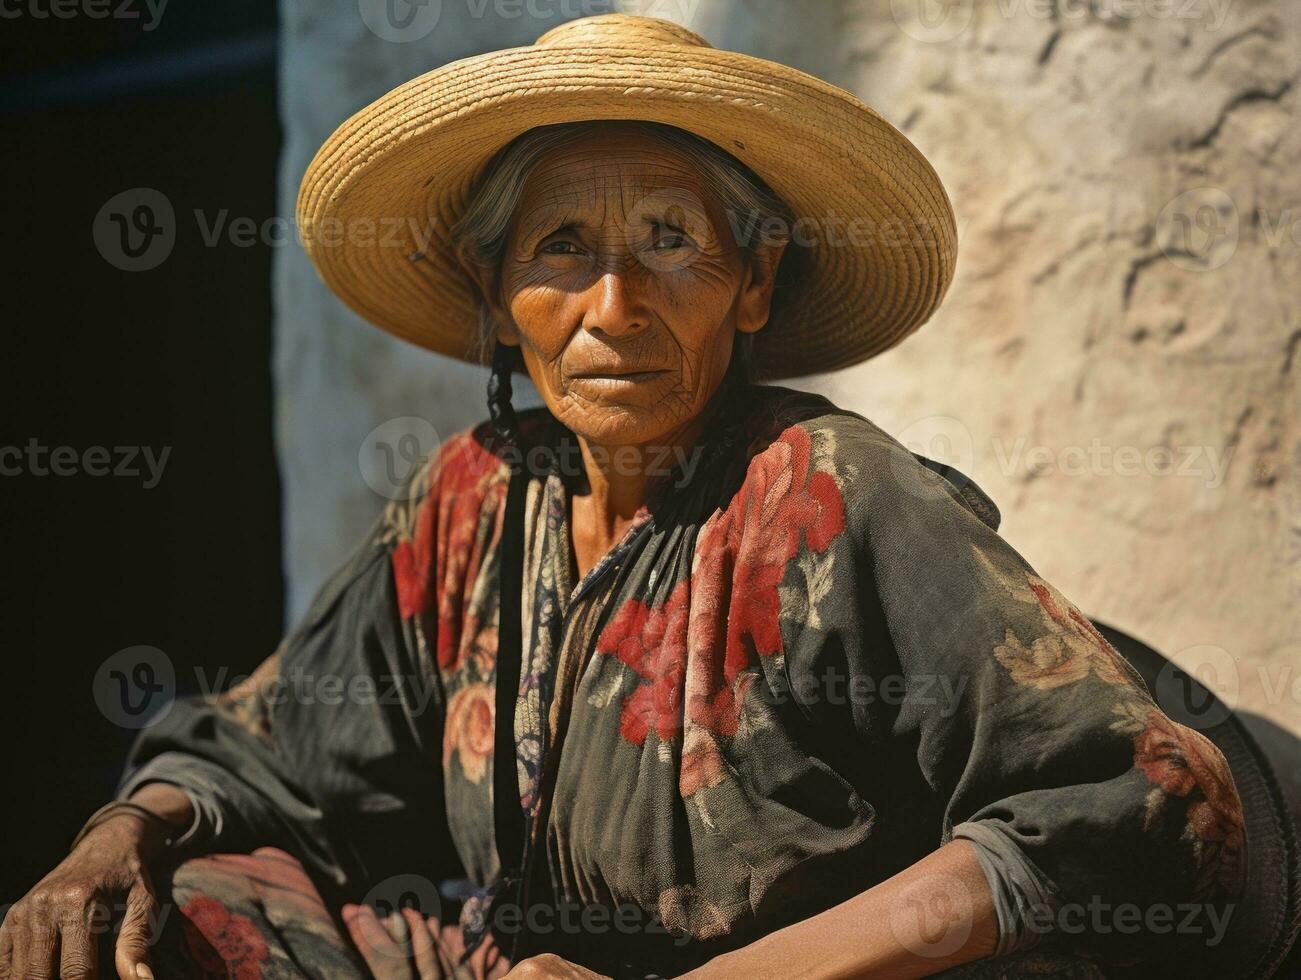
[540,239,583,255]
[648,226,696,252]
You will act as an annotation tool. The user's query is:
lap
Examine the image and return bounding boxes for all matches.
[153,851,1114,979]
[153,848,367,979]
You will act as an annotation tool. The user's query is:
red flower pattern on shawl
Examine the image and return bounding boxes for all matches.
[1134,708,1245,850]
[392,492,435,621]
[992,565,1135,690]
[444,681,496,784]
[598,580,690,744]
[180,895,269,980]
[391,434,508,671]
[597,425,846,778]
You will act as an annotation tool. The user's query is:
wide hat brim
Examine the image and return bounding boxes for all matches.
[296,14,958,379]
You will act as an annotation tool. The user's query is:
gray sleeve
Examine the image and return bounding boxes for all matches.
[952,821,1062,957]
[114,516,455,893]
[116,757,248,852]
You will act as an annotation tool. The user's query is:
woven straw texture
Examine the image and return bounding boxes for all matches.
[296,14,958,379]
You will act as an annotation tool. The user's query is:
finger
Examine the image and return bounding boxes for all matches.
[485,942,512,980]
[384,909,411,948]
[345,903,398,958]
[114,879,158,980]
[402,908,443,980]
[475,937,511,980]
[343,904,410,980]
[432,918,466,978]
[57,902,99,980]
[466,935,490,980]
[16,902,57,980]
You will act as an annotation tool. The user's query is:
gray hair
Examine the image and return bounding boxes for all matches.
[450,120,803,380]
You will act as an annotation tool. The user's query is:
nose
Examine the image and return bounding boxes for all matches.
[580,270,649,338]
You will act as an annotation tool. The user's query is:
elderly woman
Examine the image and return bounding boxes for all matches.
[4,14,1273,980]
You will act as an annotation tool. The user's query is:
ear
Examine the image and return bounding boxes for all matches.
[454,245,519,346]
[735,235,790,335]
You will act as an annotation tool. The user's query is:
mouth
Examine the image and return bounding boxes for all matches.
[569,369,670,384]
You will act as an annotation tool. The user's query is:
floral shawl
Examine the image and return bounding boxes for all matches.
[120,384,1244,977]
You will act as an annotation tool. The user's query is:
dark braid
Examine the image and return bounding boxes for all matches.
[705,338,755,460]
[487,340,522,456]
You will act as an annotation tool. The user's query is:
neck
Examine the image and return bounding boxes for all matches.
[565,367,747,576]
[574,412,708,544]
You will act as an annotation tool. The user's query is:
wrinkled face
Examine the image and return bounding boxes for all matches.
[469,126,784,448]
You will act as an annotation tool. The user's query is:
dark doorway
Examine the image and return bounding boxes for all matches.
[2,1,284,901]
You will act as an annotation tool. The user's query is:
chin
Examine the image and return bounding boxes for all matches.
[559,399,687,448]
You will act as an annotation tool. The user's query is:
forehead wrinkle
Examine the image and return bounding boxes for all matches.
[528,145,710,196]
[512,143,733,247]
[526,169,707,208]
[513,181,602,242]
[518,182,710,237]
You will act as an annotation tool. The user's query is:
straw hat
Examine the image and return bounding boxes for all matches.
[296,13,958,379]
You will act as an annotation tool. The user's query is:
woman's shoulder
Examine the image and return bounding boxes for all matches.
[748,384,901,457]
[404,405,565,504]
[390,416,516,516]
[745,384,1001,533]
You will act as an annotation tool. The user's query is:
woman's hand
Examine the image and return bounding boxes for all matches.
[0,816,167,980]
[343,907,602,980]
[1,784,192,980]
[343,903,511,980]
